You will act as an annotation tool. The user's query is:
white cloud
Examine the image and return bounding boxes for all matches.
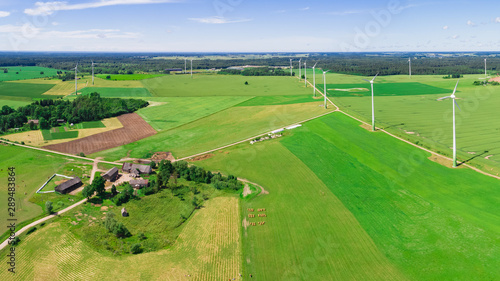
[300,7,310,11]
[328,10,367,16]
[443,25,448,30]
[51,22,60,26]
[467,20,476,26]
[38,29,140,39]
[495,17,500,23]
[25,0,179,16]
[0,24,41,34]
[188,16,252,24]
[0,11,10,17]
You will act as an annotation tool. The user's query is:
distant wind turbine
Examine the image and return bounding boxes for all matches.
[91,61,96,85]
[408,57,411,79]
[363,73,379,131]
[74,63,78,95]
[299,58,302,80]
[485,58,487,78]
[437,79,461,168]
[312,62,318,96]
[304,61,307,87]
[323,70,329,109]
[290,58,293,77]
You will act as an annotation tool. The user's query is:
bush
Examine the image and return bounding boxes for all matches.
[130,243,142,254]
[26,227,37,235]
[10,236,20,246]
[45,201,53,214]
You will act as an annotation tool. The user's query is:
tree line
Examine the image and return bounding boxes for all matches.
[0,93,148,133]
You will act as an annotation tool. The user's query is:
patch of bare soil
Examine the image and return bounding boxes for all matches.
[359,123,373,131]
[485,155,494,160]
[242,184,251,197]
[189,153,214,162]
[242,218,250,230]
[428,155,464,168]
[151,151,175,162]
[489,77,500,83]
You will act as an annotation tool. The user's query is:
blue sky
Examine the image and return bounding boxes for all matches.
[0,0,498,52]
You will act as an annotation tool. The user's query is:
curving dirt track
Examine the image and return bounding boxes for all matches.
[43,113,156,155]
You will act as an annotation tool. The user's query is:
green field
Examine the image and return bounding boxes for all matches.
[137,96,252,131]
[0,66,60,82]
[93,101,333,160]
[235,95,318,106]
[0,82,60,101]
[96,74,165,80]
[0,99,31,109]
[75,87,152,97]
[327,82,451,97]
[197,112,500,280]
[0,145,92,234]
[142,74,313,97]
[41,129,79,140]
[328,74,500,174]
[75,120,105,129]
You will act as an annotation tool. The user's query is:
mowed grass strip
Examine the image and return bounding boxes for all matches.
[137,96,253,131]
[197,141,407,280]
[0,82,60,100]
[142,74,312,97]
[93,101,333,160]
[280,113,500,280]
[76,87,152,97]
[0,197,241,280]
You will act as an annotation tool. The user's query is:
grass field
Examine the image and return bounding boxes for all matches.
[0,196,241,280]
[93,101,333,160]
[0,145,92,234]
[327,82,450,97]
[41,129,79,141]
[0,99,31,109]
[0,66,59,82]
[137,96,252,131]
[197,112,500,280]
[328,74,500,174]
[74,87,152,97]
[142,74,313,97]
[0,82,60,101]
[96,74,165,80]
[235,95,318,106]
[74,121,105,129]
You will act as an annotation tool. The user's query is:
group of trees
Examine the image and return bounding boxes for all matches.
[473,80,500,86]
[82,175,106,199]
[0,93,148,134]
[104,212,131,238]
[219,67,289,76]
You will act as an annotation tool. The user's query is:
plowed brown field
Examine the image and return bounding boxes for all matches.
[43,113,156,155]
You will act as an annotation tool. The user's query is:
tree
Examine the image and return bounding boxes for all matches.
[82,185,94,199]
[106,75,111,79]
[192,196,203,209]
[40,71,44,75]
[38,117,49,129]
[92,175,106,197]
[104,212,117,232]
[111,185,117,196]
[3,69,7,73]
[245,81,249,85]
[45,201,53,214]
[113,222,131,238]
[149,161,157,170]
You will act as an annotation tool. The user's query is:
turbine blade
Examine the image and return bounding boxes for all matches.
[362,79,371,82]
[313,62,318,68]
[372,72,379,81]
[452,79,460,95]
[454,99,461,111]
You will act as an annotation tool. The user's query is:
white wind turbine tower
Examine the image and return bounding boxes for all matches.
[299,58,302,80]
[290,58,293,77]
[323,70,329,109]
[437,80,461,168]
[74,63,78,95]
[304,61,307,87]
[408,57,412,79]
[91,61,96,85]
[363,73,379,131]
[312,62,318,96]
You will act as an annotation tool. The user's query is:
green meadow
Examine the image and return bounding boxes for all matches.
[96,73,165,80]
[0,82,60,101]
[74,87,152,97]
[0,66,60,82]
[197,112,500,280]
[327,82,450,97]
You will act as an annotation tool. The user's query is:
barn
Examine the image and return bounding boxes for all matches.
[122,163,152,175]
[55,177,83,194]
[130,179,149,189]
[102,167,119,182]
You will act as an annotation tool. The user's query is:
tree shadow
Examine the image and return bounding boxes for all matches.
[380,123,405,130]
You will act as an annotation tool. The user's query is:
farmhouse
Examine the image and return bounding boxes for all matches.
[102,167,119,182]
[55,177,83,194]
[130,179,149,189]
[122,163,152,175]
[27,119,39,125]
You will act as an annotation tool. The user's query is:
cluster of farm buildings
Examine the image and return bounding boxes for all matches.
[54,162,153,194]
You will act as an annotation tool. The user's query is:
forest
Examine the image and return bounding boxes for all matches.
[0,93,148,133]
[0,52,498,76]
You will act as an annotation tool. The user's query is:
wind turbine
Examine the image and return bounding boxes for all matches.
[363,73,379,131]
[323,70,329,109]
[74,63,78,95]
[190,59,193,79]
[91,61,96,85]
[437,80,461,168]
[290,58,293,77]
[485,58,487,78]
[299,58,302,80]
[304,61,307,87]
[312,62,318,96]
[408,57,412,79]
